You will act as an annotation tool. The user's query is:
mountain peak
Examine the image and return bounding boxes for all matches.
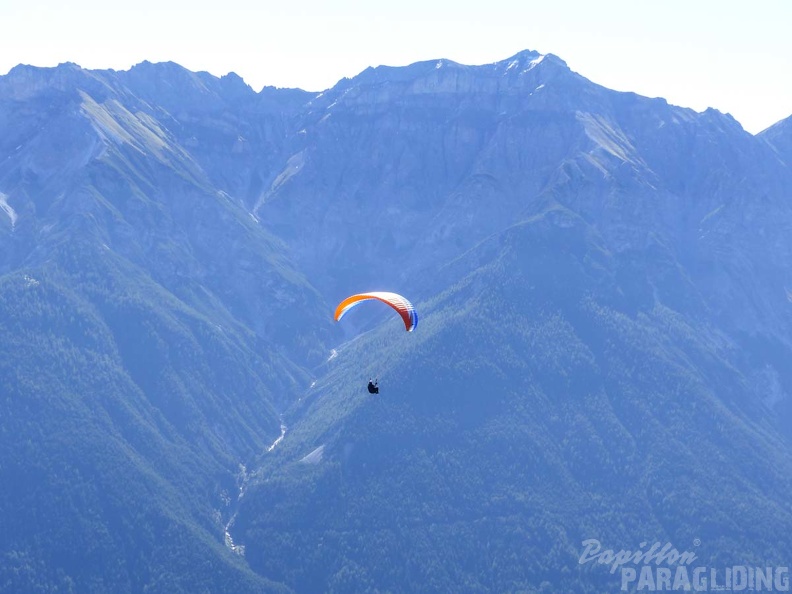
[0,62,110,101]
[120,61,257,111]
[327,49,570,98]
[491,50,571,77]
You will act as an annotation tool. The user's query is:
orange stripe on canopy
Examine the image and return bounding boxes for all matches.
[334,291,417,332]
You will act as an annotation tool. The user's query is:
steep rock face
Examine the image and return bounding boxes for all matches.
[254,52,600,297]
[0,62,330,361]
[253,50,792,341]
[112,61,315,210]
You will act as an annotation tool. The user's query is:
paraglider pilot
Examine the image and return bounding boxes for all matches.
[367,379,379,394]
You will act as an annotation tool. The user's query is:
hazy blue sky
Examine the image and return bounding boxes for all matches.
[1,0,789,133]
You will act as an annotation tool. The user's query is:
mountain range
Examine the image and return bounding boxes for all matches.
[1,50,791,593]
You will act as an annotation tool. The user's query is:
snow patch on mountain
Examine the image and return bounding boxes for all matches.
[254,150,306,213]
[267,422,287,452]
[300,445,325,464]
[0,192,17,227]
[502,51,546,75]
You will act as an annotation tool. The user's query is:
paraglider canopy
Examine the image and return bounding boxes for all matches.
[334,291,418,332]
